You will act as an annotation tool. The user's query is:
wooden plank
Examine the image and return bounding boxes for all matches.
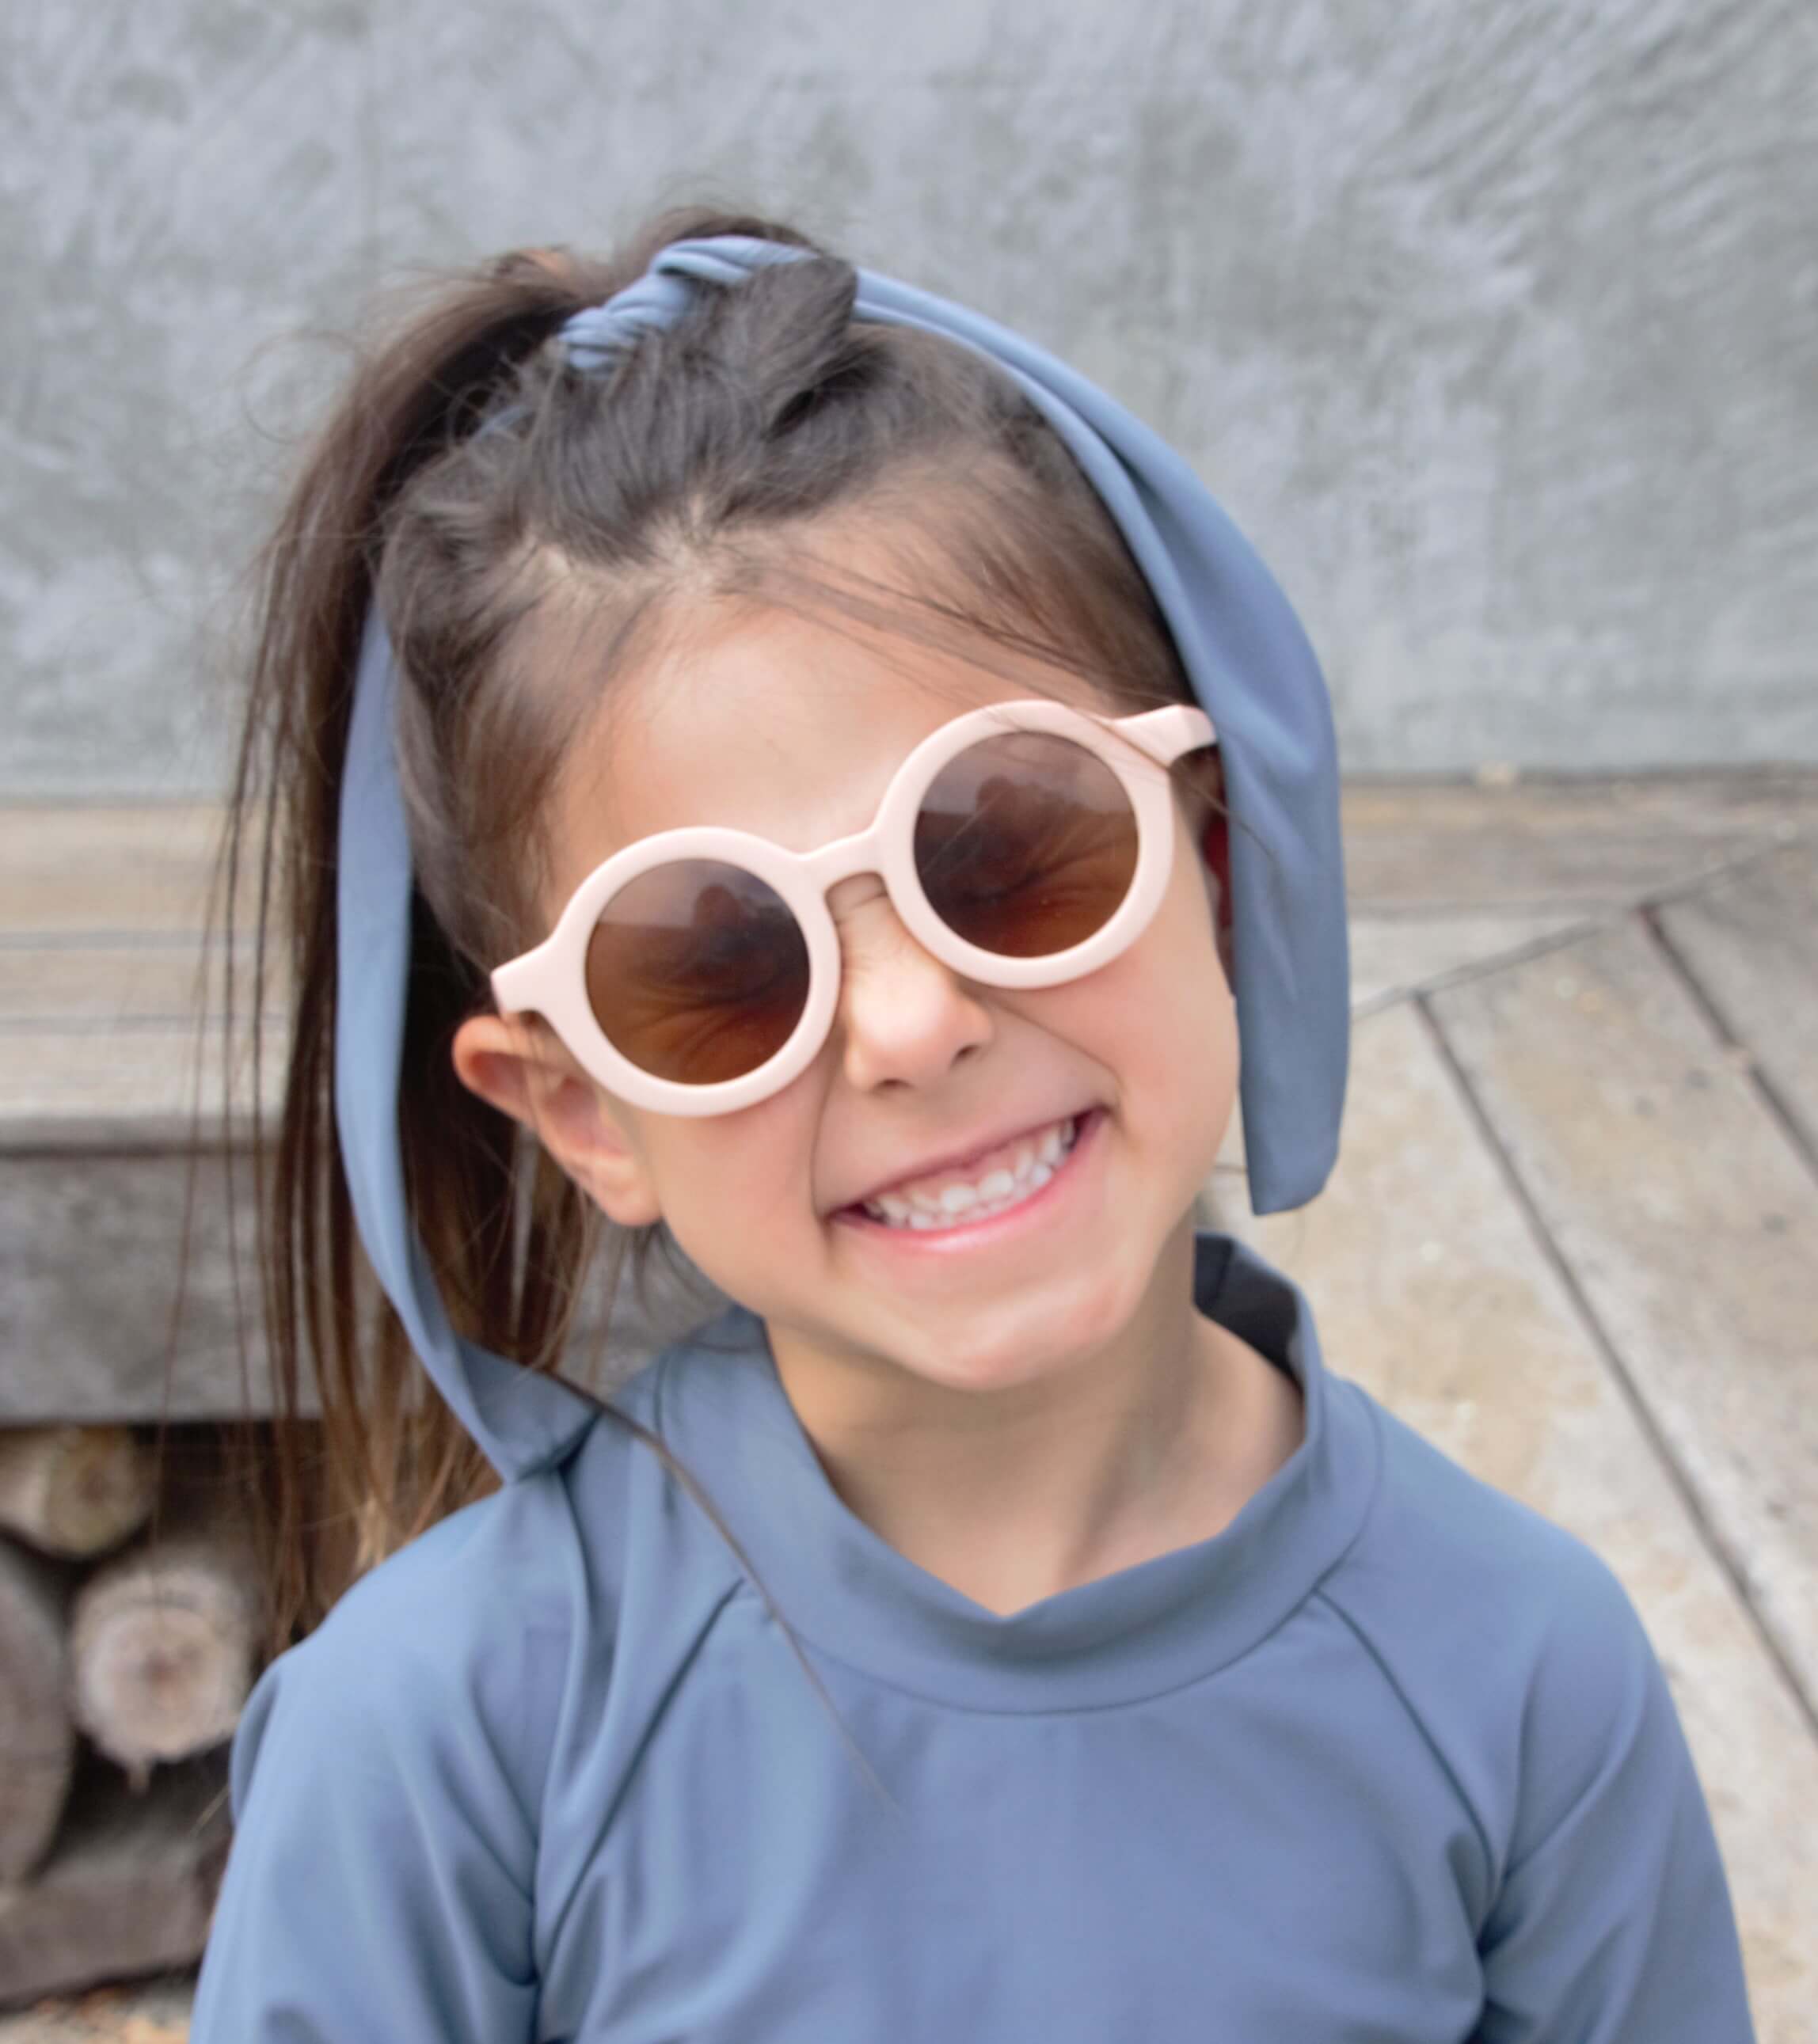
[0,808,245,940]
[1346,911,1591,1012]
[1221,999,1818,2034]
[1427,915,1818,1715]
[0,944,284,1030]
[1656,840,1818,1161]
[0,1146,727,1424]
[0,1751,230,2008]
[0,1028,283,1151]
[1341,773,1818,913]
[1208,910,1599,1199]
[0,1150,281,1423]
[0,945,207,1028]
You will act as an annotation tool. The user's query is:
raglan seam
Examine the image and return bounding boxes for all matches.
[507,1452,601,1993]
[485,1509,577,1921]
[1314,1582,1499,1918]
[605,1574,750,1826]
[534,1573,748,1977]
[1318,1385,1505,1903]
[535,1353,751,1970]
[531,1407,640,1982]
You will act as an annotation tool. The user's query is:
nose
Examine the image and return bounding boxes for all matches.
[826,876,994,1092]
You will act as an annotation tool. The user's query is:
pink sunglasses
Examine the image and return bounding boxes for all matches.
[492,697,1215,1115]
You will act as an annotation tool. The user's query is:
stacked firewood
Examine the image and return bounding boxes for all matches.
[0,1425,260,2007]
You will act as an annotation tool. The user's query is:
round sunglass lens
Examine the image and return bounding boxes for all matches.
[913,731,1140,958]
[585,861,810,1086]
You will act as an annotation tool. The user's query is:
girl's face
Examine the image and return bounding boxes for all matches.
[454,549,1239,1408]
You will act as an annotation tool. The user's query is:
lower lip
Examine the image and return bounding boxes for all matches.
[833,1108,1105,1256]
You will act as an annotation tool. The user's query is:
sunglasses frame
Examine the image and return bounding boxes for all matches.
[491,697,1216,1116]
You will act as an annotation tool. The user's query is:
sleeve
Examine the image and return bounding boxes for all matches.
[1472,1547,1756,2043]
[188,1563,563,2044]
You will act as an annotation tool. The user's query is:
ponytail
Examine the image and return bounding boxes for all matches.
[208,211,812,1655]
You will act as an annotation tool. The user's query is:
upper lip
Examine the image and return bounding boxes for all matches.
[839,1109,1089,1211]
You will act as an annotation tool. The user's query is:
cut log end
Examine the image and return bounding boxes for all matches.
[0,1426,157,1560]
[0,1749,232,2006]
[69,1531,261,1781]
[0,1537,78,1883]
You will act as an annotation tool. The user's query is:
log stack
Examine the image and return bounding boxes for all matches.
[0,805,285,2008]
[0,1426,255,2007]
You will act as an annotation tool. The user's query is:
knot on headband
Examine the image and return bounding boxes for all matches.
[558,266,704,374]
[556,240,809,374]
[340,233,1349,1478]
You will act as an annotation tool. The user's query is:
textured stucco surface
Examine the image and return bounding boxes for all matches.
[2,0,1814,794]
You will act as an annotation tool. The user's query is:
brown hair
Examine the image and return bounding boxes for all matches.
[205,200,1235,1672]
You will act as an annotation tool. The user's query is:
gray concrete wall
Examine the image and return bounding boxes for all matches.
[3,0,1813,795]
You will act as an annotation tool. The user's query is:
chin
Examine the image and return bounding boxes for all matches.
[907,1275,1143,1392]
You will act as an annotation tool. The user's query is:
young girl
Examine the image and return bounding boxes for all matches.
[190,203,1753,2041]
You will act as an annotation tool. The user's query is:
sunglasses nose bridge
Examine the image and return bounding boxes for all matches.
[799,819,894,900]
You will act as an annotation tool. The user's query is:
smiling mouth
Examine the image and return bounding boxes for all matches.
[846,1113,1086,1231]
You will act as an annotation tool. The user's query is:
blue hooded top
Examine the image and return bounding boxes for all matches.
[191,1229,1755,2039]
[191,240,1755,2038]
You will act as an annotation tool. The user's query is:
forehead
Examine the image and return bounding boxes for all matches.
[542,588,1111,908]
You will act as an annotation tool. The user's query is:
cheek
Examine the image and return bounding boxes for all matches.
[641,1097,816,1241]
[1038,893,1230,1077]
[1147,820,1234,993]
[645,1103,834,1325]
[1074,837,1238,1088]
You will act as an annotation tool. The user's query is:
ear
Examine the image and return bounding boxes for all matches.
[450,1013,664,1228]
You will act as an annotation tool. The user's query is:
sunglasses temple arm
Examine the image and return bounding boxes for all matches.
[490,948,546,1016]
[1117,704,1217,766]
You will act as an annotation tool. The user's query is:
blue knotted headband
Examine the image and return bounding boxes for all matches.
[336,234,1350,1479]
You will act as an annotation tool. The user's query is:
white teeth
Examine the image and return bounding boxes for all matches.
[858,1115,1082,1231]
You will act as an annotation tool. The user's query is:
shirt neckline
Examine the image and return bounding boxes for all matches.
[648,1229,1379,1713]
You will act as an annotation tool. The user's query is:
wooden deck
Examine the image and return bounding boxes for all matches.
[2,774,1815,2039]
